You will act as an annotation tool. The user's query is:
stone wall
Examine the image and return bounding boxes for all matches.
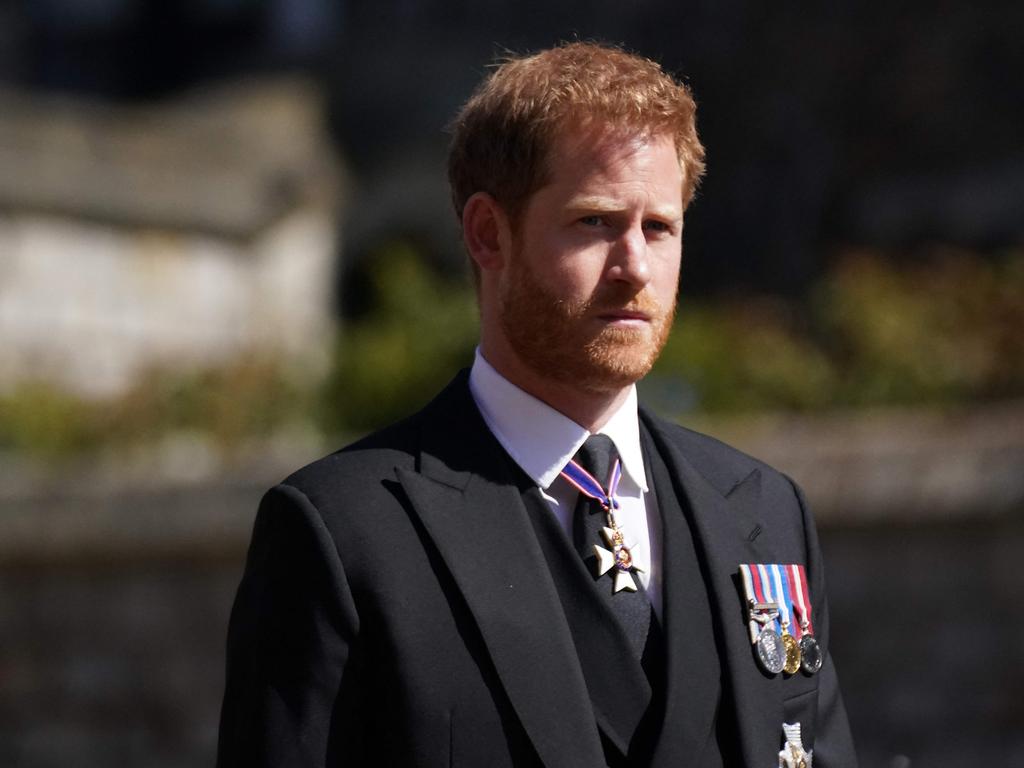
[0,210,335,397]
[0,78,341,398]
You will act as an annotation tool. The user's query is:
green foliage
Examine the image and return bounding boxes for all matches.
[103,359,313,447]
[325,245,1024,425]
[651,298,838,414]
[0,358,313,460]
[650,248,1024,418]
[0,383,95,458]
[3,245,1021,458]
[321,242,479,433]
[815,249,1024,406]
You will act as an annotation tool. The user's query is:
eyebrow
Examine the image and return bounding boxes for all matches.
[566,195,682,222]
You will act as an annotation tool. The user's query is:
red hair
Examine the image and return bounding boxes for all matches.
[448,42,705,225]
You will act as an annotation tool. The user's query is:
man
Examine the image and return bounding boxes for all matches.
[218,42,857,767]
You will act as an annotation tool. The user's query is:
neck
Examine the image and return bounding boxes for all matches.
[479,343,633,432]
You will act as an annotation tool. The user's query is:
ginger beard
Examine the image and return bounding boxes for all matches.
[498,245,676,394]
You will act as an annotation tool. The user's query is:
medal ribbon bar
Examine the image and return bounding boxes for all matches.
[738,564,764,643]
[754,564,781,634]
[771,564,800,640]
[771,564,803,674]
[788,563,815,637]
[778,564,802,639]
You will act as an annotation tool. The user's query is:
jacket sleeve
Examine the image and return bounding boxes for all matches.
[217,483,362,768]
[790,476,859,768]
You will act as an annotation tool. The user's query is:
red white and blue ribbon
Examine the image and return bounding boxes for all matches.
[738,564,760,642]
[755,564,781,633]
[788,563,815,637]
[778,565,802,643]
[770,563,796,638]
[739,563,781,643]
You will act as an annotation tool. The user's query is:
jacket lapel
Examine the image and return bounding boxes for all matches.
[639,422,720,766]
[397,375,605,768]
[642,411,783,768]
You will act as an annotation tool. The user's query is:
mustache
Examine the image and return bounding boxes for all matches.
[582,288,669,317]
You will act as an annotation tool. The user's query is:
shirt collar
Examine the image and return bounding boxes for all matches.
[468,348,648,492]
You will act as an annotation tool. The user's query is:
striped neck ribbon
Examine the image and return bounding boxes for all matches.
[560,457,622,511]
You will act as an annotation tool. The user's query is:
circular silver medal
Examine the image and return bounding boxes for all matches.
[755,626,786,674]
[799,634,823,674]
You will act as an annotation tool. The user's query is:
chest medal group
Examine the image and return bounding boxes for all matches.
[738,563,822,677]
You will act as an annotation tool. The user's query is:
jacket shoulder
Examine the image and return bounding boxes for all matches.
[280,411,423,501]
[642,409,797,499]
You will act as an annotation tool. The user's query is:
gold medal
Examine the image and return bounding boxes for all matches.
[767,564,803,675]
[781,631,801,675]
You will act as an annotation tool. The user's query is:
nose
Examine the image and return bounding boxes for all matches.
[606,225,651,289]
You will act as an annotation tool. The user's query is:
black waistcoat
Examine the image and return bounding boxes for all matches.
[517,421,726,767]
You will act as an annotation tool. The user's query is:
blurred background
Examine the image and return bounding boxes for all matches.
[1,1,1022,766]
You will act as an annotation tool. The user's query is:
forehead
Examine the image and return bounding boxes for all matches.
[539,126,684,196]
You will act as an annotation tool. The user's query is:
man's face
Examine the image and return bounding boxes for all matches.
[497,128,684,394]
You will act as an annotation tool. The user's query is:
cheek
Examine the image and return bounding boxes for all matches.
[650,253,681,295]
[566,258,614,299]
[531,246,607,293]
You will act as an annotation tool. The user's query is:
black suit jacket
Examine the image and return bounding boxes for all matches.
[218,372,856,767]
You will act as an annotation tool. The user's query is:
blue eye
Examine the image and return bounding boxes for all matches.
[579,215,604,226]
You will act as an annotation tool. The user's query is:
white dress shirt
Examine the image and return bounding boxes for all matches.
[468,349,663,617]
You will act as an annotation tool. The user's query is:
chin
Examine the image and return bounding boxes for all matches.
[503,311,671,395]
[569,336,661,393]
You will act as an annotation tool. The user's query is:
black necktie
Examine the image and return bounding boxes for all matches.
[571,434,652,660]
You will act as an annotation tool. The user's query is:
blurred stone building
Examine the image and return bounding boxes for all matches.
[0,77,340,398]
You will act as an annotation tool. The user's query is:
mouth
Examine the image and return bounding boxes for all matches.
[596,309,653,325]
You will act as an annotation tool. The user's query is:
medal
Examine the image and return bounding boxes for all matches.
[739,563,818,676]
[771,564,802,675]
[739,564,785,674]
[594,524,648,592]
[755,618,786,674]
[781,633,800,675]
[799,634,822,674]
[754,564,787,674]
[778,722,813,767]
[561,457,645,593]
[788,564,823,674]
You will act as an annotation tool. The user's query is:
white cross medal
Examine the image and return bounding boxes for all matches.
[560,456,647,592]
[778,722,813,768]
[594,523,649,593]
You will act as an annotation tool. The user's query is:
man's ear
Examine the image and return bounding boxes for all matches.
[462,192,512,272]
